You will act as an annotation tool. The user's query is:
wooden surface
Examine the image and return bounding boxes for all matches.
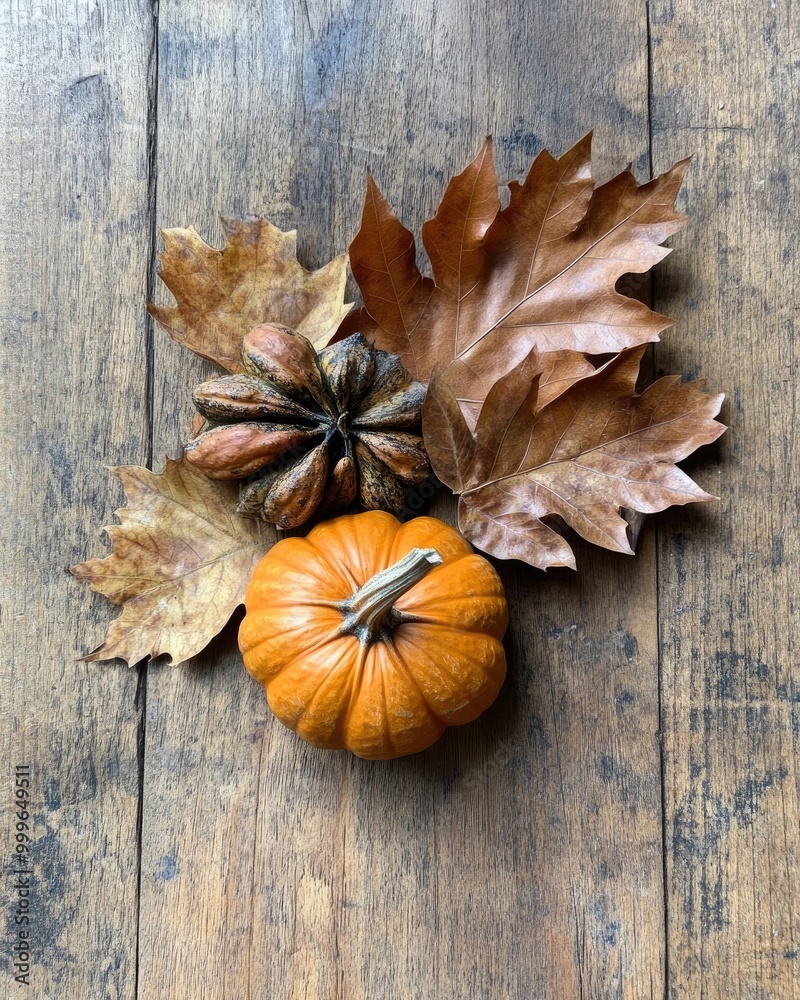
[1,1,796,998]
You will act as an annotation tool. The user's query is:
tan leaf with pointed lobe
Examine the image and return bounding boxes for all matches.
[149,217,352,371]
[71,457,274,665]
[335,172,434,360]
[456,349,595,430]
[341,134,687,418]
[423,347,725,571]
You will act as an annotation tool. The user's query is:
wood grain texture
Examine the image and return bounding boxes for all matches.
[0,1,154,996]
[138,1,665,997]
[4,0,797,997]
[651,1,800,997]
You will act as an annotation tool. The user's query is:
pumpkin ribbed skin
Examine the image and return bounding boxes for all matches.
[239,511,508,759]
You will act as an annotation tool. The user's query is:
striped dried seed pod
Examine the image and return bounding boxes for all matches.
[184,324,430,528]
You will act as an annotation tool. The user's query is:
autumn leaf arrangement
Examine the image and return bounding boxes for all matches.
[73,134,725,669]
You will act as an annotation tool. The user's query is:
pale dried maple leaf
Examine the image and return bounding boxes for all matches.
[71,457,274,665]
[148,217,353,371]
[339,134,687,421]
[423,346,725,571]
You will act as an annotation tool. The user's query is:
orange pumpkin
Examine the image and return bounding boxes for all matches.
[239,510,508,759]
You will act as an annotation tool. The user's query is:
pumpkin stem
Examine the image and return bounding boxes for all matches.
[339,547,443,644]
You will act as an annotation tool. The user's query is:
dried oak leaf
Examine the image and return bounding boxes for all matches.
[71,457,274,665]
[338,133,687,424]
[148,217,352,371]
[423,346,725,571]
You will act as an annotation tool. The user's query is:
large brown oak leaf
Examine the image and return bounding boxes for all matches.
[149,217,352,371]
[71,457,274,665]
[339,134,687,425]
[423,346,725,571]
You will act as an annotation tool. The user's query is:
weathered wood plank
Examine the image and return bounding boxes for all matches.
[651,1,800,996]
[139,1,665,997]
[137,6,299,996]
[0,1,154,996]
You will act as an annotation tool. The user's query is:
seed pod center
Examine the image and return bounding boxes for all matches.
[185,327,430,527]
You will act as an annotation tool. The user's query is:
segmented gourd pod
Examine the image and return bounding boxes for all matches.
[184,324,430,528]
